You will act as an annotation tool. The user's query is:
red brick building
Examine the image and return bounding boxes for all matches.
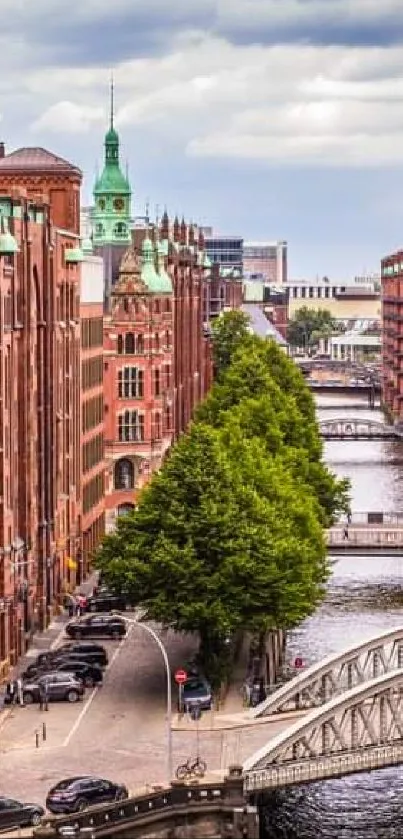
[80,248,106,578]
[0,145,99,676]
[104,215,214,529]
[381,250,403,419]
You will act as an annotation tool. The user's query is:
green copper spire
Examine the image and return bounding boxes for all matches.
[92,78,131,247]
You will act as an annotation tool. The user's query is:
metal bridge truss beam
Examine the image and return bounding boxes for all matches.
[243,671,403,791]
[250,626,403,718]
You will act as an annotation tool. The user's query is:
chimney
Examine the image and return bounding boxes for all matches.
[0,143,5,159]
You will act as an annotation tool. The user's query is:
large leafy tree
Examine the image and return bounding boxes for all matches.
[287,306,337,350]
[96,314,350,684]
[210,309,251,378]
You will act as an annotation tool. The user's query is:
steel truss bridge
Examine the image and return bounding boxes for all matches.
[319,418,401,440]
[243,627,403,790]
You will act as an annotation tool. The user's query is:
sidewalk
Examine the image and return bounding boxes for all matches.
[0,571,98,704]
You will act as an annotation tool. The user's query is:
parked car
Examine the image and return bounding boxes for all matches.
[23,659,103,688]
[181,677,213,711]
[22,672,85,705]
[65,614,127,640]
[36,641,108,669]
[46,776,129,814]
[86,591,129,613]
[0,797,44,832]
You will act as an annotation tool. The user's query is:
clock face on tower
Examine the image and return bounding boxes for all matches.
[114,197,125,212]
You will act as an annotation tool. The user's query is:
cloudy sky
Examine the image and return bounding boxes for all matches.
[2,0,403,277]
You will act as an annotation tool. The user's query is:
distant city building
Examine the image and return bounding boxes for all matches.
[243,281,289,339]
[243,241,287,284]
[204,234,243,272]
[286,277,380,321]
[381,250,403,419]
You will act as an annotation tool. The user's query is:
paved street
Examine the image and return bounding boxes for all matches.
[0,617,286,810]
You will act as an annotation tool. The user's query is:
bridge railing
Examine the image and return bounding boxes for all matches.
[34,776,238,838]
[336,512,403,525]
[328,528,403,546]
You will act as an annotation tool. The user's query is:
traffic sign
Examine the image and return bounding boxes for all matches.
[175,669,188,684]
[294,657,303,669]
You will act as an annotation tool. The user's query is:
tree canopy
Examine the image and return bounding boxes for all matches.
[96,314,349,684]
[210,309,251,378]
[287,306,337,350]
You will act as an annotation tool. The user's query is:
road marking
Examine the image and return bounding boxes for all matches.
[50,622,68,650]
[62,629,133,748]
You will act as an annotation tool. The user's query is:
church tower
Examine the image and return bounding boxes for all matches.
[92,80,131,246]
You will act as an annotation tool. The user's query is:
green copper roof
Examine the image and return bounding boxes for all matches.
[65,247,84,263]
[92,86,132,246]
[140,236,172,293]
[156,242,173,293]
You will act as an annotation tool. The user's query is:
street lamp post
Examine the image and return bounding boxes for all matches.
[122,616,173,784]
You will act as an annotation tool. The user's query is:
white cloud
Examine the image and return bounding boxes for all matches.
[17,30,403,165]
[32,101,104,134]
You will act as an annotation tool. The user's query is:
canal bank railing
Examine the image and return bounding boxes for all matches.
[328,526,403,551]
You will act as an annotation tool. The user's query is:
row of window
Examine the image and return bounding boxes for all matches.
[83,472,104,515]
[81,317,103,350]
[382,263,403,276]
[82,356,103,390]
[117,366,171,399]
[116,331,172,355]
[82,394,103,434]
[118,367,144,399]
[118,411,144,442]
[288,285,337,299]
[119,297,172,316]
[82,432,104,474]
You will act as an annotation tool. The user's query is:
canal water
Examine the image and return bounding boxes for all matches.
[262,395,403,839]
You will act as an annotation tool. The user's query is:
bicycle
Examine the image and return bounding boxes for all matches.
[175,756,207,780]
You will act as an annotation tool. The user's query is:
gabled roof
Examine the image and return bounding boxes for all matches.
[0,147,82,177]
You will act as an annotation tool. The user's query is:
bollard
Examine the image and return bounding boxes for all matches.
[35,730,39,748]
[42,721,47,741]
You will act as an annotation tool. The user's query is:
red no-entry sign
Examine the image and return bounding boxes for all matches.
[175,669,188,685]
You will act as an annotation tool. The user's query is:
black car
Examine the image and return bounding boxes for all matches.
[65,614,127,640]
[0,797,44,832]
[46,776,129,814]
[23,659,103,688]
[36,641,108,669]
[86,591,129,613]
[22,672,85,704]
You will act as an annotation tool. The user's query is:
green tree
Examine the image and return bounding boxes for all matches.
[210,309,251,378]
[287,306,337,350]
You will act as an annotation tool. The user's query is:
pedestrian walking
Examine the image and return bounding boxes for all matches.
[347,510,352,525]
[241,680,252,708]
[39,681,49,711]
[5,681,14,706]
[343,526,349,541]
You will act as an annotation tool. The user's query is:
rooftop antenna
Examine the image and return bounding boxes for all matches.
[145,199,150,225]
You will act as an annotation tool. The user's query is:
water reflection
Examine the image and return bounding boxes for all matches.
[261,395,403,838]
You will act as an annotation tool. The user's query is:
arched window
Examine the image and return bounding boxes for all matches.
[117,503,135,517]
[118,410,145,442]
[114,222,127,237]
[96,223,104,235]
[118,367,144,398]
[154,299,160,314]
[164,405,171,432]
[114,458,134,490]
[125,333,135,354]
[117,335,124,354]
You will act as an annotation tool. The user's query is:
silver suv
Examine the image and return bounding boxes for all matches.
[22,672,85,704]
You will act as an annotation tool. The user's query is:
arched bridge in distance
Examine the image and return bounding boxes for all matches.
[319,418,402,440]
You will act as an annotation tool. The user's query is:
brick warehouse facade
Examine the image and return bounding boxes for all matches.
[381,250,403,420]
[104,216,214,531]
[0,146,103,675]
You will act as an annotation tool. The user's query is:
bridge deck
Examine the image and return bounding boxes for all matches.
[328,525,403,552]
